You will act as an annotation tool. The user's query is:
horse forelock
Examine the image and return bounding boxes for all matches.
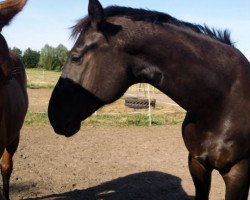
[71,6,234,46]
[71,16,91,40]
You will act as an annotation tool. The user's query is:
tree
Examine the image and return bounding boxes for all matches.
[39,44,68,71]
[39,44,57,70]
[22,48,40,68]
[55,44,68,69]
[11,47,22,58]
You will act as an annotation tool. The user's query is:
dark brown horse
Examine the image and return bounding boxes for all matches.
[48,0,250,199]
[0,0,28,199]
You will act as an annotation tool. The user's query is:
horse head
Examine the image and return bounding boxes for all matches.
[49,0,140,136]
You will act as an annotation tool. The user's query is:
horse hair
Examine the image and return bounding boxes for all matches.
[0,0,27,31]
[71,6,234,46]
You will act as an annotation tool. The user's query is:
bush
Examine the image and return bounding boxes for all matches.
[22,48,40,68]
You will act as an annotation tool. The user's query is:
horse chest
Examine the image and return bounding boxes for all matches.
[182,123,248,169]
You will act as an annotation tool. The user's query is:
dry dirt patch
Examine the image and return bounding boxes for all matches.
[8,125,234,200]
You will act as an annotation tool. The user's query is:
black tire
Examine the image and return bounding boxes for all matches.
[124,97,156,109]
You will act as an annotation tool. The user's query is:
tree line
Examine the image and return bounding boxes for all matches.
[11,44,68,71]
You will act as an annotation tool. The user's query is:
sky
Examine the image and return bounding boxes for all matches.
[2,0,250,60]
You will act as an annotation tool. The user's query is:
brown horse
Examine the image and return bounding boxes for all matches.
[0,0,28,199]
[48,0,250,199]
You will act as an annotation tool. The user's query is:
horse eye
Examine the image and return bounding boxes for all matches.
[71,55,82,63]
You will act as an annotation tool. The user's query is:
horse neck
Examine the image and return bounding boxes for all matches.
[9,53,27,91]
[0,35,11,81]
[127,23,243,114]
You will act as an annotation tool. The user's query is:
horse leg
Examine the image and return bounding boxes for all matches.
[188,154,212,200]
[220,159,249,200]
[1,135,19,200]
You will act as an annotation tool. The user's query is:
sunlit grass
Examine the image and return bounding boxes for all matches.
[25,112,48,126]
[24,111,184,127]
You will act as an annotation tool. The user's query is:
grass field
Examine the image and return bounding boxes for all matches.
[25,69,185,127]
[26,68,60,88]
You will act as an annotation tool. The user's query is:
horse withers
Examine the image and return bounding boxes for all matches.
[0,0,28,199]
[48,0,250,199]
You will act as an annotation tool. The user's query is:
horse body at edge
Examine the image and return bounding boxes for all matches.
[0,0,28,199]
[49,0,250,199]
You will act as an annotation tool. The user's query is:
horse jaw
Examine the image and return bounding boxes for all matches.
[48,78,105,137]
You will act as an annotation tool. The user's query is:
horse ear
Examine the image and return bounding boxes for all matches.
[88,0,104,29]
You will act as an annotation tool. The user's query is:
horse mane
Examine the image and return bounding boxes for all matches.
[72,6,234,46]
[0,0,27,31]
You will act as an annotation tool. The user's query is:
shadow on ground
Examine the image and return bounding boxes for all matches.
[23,171,193,200]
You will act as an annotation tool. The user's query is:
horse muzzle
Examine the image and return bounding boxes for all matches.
[48,78,105,137]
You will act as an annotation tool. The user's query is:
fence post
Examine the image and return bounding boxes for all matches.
[147,84,152,126]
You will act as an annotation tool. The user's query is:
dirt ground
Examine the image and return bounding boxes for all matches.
[7,88,249,200]
[9,125,238,200]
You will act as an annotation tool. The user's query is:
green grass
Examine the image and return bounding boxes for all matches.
[84,113,184,127]
[27,83,55,89]
[25,112,49,126]
[24,112,184,127]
